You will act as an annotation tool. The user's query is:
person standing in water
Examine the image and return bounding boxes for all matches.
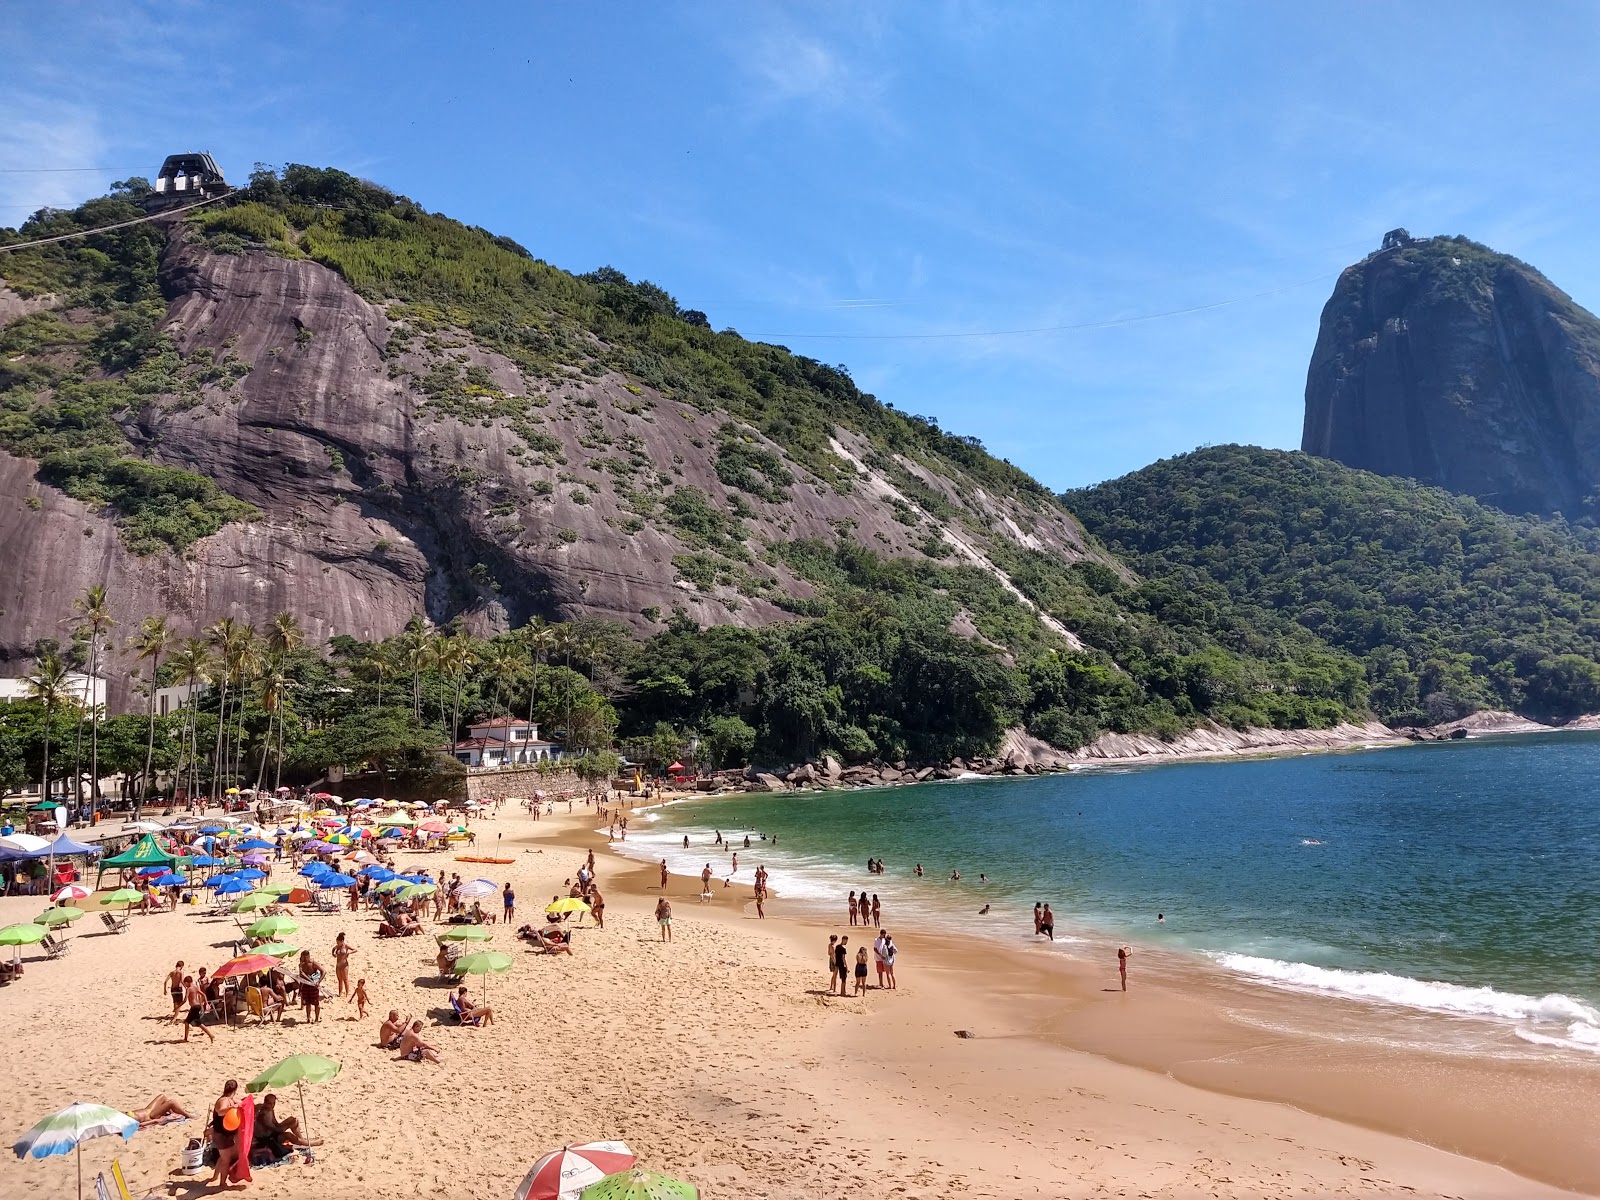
[1033,903,1043,935]
[1117,944,1131,990]
[1040,903,1055,941]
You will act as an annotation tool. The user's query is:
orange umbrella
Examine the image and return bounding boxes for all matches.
[213,953,279,980]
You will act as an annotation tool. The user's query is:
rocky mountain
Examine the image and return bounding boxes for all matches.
[0,169,1106,699]
[1302,230,1600,516]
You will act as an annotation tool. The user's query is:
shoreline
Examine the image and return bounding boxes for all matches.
[588,799,1600,1195]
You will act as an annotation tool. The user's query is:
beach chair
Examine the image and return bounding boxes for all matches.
[244,985,283,1024]
[41,933,69,959]
[99,911,129,934]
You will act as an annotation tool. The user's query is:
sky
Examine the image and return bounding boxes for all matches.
[5,2,1600,490]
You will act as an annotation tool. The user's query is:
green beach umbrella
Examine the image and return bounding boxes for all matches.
[397,882,436,901]
[454,949,512,1000]
[99,888,142,908]
[251,942,299,959]
[375,878,410,895]
[231,891,279,913]
[11,1101,138,1200]
[580,1168,699,1200]
[34,907,84,928]
[246,915,299,939]
[257,881,295,895]
[0,923,47,960]
[244,1054,340,1141]
[435,927,494,943]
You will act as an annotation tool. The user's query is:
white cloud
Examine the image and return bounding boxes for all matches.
[0,106,109,221]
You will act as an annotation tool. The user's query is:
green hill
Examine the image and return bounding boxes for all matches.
[1068,444,1600,725]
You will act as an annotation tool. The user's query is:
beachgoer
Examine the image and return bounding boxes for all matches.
[978,904,991,915]
[589,886,605,929]
[503,882,515,921]
[1118,945,1131,991]
[298,952,324,1023]
[914,863,923,877]
[332,932,354,997]
[166,960,186,1023]
[398,1020,441,1063]
[454,985,494,1026]
[848,891,858,926]
[379,1010,407,1049]
[255,1093,312,1158]
[950,870,960,882]
[884,934,898,989]
[659,859,669,891]
[206,1080,241,1185]
[827,934,840,993]
[873,930,888,986]
[833,936,849,995]
[181,975,213,1044]
[655,896,673,942]
[1033,902,1042,935]
[130,1095,192,1127]
[1040,903,1055,941]
[755,891,765,918]
[854,945,869,994]
[743,834,750,849]
[1157,913,1165,924]
[682,835,689,850]
[979,873,988,883]
[349,978,370,1020]
[871,894,881,924]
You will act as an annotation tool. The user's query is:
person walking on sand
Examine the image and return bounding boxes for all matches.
[166,960,186,1023]
[1118,945,1131,991]
[833,935,850,995]
[1040,903,1055,941]
[349,978,370,1020]
[848,891,858,926]
[181,975,213,1044]
[655,896,673,941]
[659,859,669,891]
[332,932,354,997]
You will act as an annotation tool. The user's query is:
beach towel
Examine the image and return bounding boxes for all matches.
[227,1095,254,1185]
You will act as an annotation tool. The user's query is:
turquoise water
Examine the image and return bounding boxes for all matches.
[625,733,1600,1053]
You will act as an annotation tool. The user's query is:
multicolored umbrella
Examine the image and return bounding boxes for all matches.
[212,953,279,980]
[11,1102,137,1200]
[453,878,498,899]
[516,1141,637,1200]
[579,1168,697,1200]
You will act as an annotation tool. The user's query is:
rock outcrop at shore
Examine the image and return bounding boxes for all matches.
[1302,232,1600,516]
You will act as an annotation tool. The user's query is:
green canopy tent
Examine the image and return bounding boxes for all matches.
[94,834,177,887]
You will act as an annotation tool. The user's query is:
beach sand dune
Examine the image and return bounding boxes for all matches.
[0,807,1588,1199]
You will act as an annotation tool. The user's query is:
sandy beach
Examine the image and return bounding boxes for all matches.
[0,801,1594,1200]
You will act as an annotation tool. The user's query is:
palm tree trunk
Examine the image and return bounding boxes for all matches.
[40,703,52,810]
[87,640,101,820]
[138,658,159,818]
[273,704,285,793]
[211,678,229,800]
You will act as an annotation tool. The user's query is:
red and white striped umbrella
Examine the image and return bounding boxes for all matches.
[514,1141,636,1200]
[52,885,91,903]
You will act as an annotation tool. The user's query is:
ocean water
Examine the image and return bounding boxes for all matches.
[618,732,1600,1055]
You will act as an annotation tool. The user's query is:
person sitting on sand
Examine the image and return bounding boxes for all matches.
[253,1093,314,1161]
[452,985,495,1026]
[398,1021,441,1064]
[379,1010,408,1050]
[130,1095,192,1127]
[533,926,574,954]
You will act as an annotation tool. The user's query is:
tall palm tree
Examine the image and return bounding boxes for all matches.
[398,622,430,721]
[429,632,452,730]
[444,633,479,741]
[254,669,289,794]
[127,615,171,815]
[481,639,524,722]
[168,638,211,803]
[206,618,244,796]
[263,613,304,791]
[25,647,75,810]
[522,617,553,733]
[229,627,264,785]
[70,585,114,818]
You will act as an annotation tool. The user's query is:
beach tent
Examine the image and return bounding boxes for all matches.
[41,833,100,859]
[94,834,177,886]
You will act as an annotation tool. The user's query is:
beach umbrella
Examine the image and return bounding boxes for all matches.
[148,872,186,888]
[454,950,512,999]
[202,872,239,888]
[234,867,267,881]
[398,873,432,884]
[231,892,279,913]
[374,879,410,894]
[579,1169,697,1200]
[99,889,142,908]
[134,866,166,878]
[397,882,436,901]
[317,872,357,889]
[515,1141,637,1200]
[215,877,254,896]
[52,885,91,903]
[323,833,353,846]
[241,853,268,866]
[126,820,165,833]
[377,828,404,839]
[358,865,394,880]
[0,833,51,853]
[245,1054,340,1140]
[545,898,591,916]
[246,915,299,939]
[298,861,331,877]
[0,923,46,963]
[34,907,85,928]
[213,953,279,980]
[199,825,224,835]
[12,1102,137,1200]
[257,881,295,895]
[419,820,448,834]
[238,838,274,851]
[251,942,299,958]
[435,926,494,943]
[454,878,498,899]
[376,813,414,826]
[187,854,222,868]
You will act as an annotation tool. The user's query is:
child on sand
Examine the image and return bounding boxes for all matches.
[349,978,370,1020]
[854,945,869,995]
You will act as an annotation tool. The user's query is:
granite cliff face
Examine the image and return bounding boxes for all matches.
[1302,233,1600,515]
[0,221,1102,696]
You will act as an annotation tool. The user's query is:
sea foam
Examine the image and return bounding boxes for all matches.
[1214,952,1600,1051]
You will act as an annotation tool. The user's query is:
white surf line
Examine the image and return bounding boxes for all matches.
[828,433,1085,650]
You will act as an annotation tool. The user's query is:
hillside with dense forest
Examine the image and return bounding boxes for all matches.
[0,166,1374,782]
[1069,445,1600,725]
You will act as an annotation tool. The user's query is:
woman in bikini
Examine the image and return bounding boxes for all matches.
[588,886,605,929]
[331,933,354,998]
[130,1095,192,1127]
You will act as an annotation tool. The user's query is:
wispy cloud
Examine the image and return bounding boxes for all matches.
[0,105,108,219]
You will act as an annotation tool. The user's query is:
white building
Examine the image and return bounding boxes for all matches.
[0,673,108,711]
[448,717,565,768]
[154,681,208,718]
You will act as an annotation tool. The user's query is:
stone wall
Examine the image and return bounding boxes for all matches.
[464,765,587,801]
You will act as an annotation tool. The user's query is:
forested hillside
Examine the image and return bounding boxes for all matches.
[1069,445,1600,725]
[0,168,1371,769]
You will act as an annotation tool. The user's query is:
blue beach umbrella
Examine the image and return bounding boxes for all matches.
[202,872,239,888]
[358,865,395,881]
[297,863,330,879]
[399,873,431,884]
[238,838,274,851]
[214,878,253,895]
[234,868,267,880]
[199,825,224,835]
[376,828,403,839]
[188,854,222,868]
[148,872,186,888]
[317,872,357,888]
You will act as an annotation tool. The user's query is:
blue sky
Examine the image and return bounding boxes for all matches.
[5,2,1599,489]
